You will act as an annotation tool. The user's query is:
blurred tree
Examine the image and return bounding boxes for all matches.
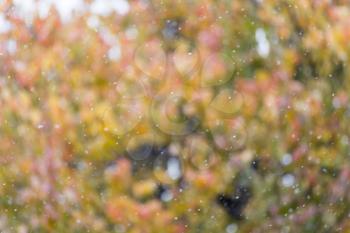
[0,0,350,232]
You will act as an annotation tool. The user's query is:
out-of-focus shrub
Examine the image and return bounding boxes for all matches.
[0,0,350,232]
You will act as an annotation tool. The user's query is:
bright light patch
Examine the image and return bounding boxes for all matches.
[226,224,238,233]
[90,0,130,16]
[282,174,295,187]
[167,157,181,180]
[87,15,100,29]
[108,45,121,61]
[51,0,85,22]
[281,153,292,166]
[0,14,11,34]
[6,40,17,54]
[255,28,270,57]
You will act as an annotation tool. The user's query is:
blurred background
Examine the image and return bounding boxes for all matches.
[0,0,350,232]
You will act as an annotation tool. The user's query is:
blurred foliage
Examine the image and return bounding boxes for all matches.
[1,0,350,232]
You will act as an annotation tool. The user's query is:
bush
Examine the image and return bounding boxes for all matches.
[0,0,349,232]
